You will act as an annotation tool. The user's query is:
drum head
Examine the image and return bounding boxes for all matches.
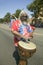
[18,41,36,50]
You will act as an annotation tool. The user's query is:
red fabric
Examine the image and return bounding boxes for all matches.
[11,20,20,31]
[11,20,21,47]
[14,37,19,47]
[31,25,35,30]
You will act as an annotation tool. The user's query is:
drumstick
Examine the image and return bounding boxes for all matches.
[26,39,30,43]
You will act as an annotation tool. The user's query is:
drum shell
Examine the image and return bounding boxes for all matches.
[18,44,36,59]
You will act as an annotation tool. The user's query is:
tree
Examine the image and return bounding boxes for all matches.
[0,18,4,23]
[27,0,43,18]
[13,9,21,18]
[27,0,43,27]
[4,12,11,23]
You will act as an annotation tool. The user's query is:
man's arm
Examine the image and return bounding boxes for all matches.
[11,29,31,40]
[27,24,33,38]
[11,29,23,38]
[28,32,33,38]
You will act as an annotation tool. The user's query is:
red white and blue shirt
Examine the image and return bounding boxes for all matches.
[10,19,33,46]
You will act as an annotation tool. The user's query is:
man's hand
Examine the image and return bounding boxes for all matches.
[22,34,33,40]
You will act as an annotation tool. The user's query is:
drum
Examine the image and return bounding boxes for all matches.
[18,41,36,59]
[18,59,27,65]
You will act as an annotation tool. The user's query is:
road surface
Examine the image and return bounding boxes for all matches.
[0,23,43,65]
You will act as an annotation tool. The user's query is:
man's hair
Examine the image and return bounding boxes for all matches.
[19,10,29,21]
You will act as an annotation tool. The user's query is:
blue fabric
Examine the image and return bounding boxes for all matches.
[18,24,25,34]
[26,25,33,32]
[18,24,33,34]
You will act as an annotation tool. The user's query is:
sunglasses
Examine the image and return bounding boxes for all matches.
[22,16,28,18]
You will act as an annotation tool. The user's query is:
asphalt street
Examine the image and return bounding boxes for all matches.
[0,24,43,65]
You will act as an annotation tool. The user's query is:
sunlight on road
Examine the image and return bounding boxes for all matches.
[34,33,43,36]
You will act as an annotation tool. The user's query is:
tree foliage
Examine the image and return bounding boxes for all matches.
[13,9,21,18]
[0,9,21,23]
[27,0,43,17]
[4,12,11,22]
[0,18,4,23]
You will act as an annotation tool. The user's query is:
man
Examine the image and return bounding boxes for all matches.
[10,10,34,65]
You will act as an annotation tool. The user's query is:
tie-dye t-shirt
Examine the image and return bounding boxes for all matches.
[11,20,33,46]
